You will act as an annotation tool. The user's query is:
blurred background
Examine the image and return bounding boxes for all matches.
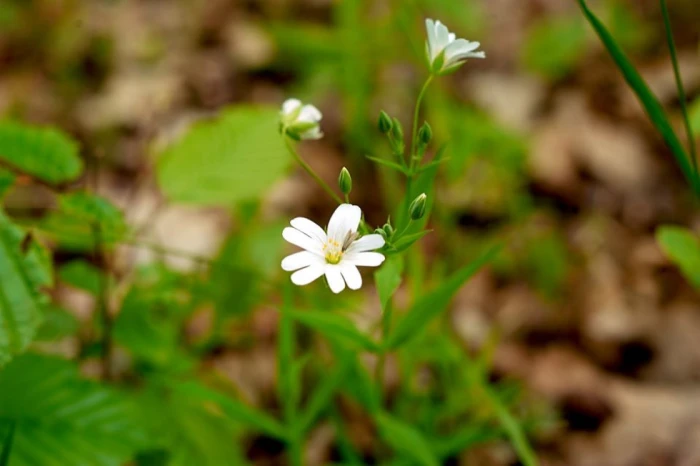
[2,0,700,464]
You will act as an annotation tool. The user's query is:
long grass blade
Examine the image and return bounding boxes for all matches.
[576,0,700,197]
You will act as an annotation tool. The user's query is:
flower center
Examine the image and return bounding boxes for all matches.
[322,231,359,265]
[323,239,343,264]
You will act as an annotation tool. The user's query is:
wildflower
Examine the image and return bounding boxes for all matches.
[378,111,393,134]
[424,18,485,75]
[282,204,386,293]
[280,98,323,140]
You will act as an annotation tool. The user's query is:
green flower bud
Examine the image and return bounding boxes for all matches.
[418,121,432,145]
[408,193,427,220]
[374,227,388,239]
[338,167,352,195]
[378,111,393,134]
[391,117,404,142]
[382,223,394,238]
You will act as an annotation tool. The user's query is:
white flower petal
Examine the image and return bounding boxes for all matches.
[300,126,323,140]
[298,104,322,123]
[290,217,327,243]
[327,204,362,243]
[282,98,301,116]
[281,251,323,271]
[346,234,385,254]
[291,264,325,286]
[425,18,440,61]
[282,227,324,254]
[445,39,483,64]
[341,264,362,290]
[344,252,385,267]
[434,20,451,51]
[448,32,456,43]
[325,266,346,294]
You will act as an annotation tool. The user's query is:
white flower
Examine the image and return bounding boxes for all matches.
[425,18,485,75]
[281,204,386,294]
[280,98,323,140]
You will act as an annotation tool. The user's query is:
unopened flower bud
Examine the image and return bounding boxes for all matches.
[391,117,404,142]
[382,223,394,238]
[418,121,432,145]
[408,193,427,220]
[374,227,388,239]
[378,111,393,134]
[338,167,352,195]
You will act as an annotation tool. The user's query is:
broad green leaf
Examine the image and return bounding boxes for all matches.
[157,106,289,205]
[288,309,379,352]
[386,245,500,349]
[374,255,403,312]
[172,381,286,439]
[58,260,104,295]
[135,380,248,466]
[34,305,79,341]
[0,212,50,366]
[521,16,587,79]
[0,168,15,199]
[375,412,439,466]
[576,0,700,197]
[0,353,146,466]
[0,422,14,466]
[40,192,127,250]
[113,267,194,368]
[656,225,700,288]
[0,120,83,184]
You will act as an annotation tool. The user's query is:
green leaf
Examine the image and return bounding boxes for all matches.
[113,268,194,368]
[0,168,16,199]
[374,255,403,312]
[34,305,78,341]
[0,422,14,466]
[0,353,146,466]
[135,380,249,466]
[157,106,289,205]
[0,212,50,366]
[691,98,700,137]
[374,412,439,466]
[0,120,83,184]
[288,309,379,352]
[576,0,700,197]
[389,230,432,253]
[656,225,700,288]
[58,260,104,295]
[521,16,587,79]
[40,192,127,250]
[299,358,351,432]
[365,156,408,174]
[171,381,286,439]
[386,245,500,350]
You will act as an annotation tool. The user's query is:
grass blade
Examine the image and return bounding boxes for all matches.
[576,0,700,196]
[659,0,697,175]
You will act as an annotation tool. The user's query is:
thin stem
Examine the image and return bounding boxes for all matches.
[409,75,434,173]
[284,138,343,205]
[401,75,434,227]
[660,0,698,176]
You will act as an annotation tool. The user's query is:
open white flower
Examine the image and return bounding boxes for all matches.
[281,204,386,294]
[425,18,485,75]
[280,98,323,140]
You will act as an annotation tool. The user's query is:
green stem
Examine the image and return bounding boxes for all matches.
[660,0,698,176]
[409,75,434,173]
[284,138,344,205]
[401,75,434,227]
